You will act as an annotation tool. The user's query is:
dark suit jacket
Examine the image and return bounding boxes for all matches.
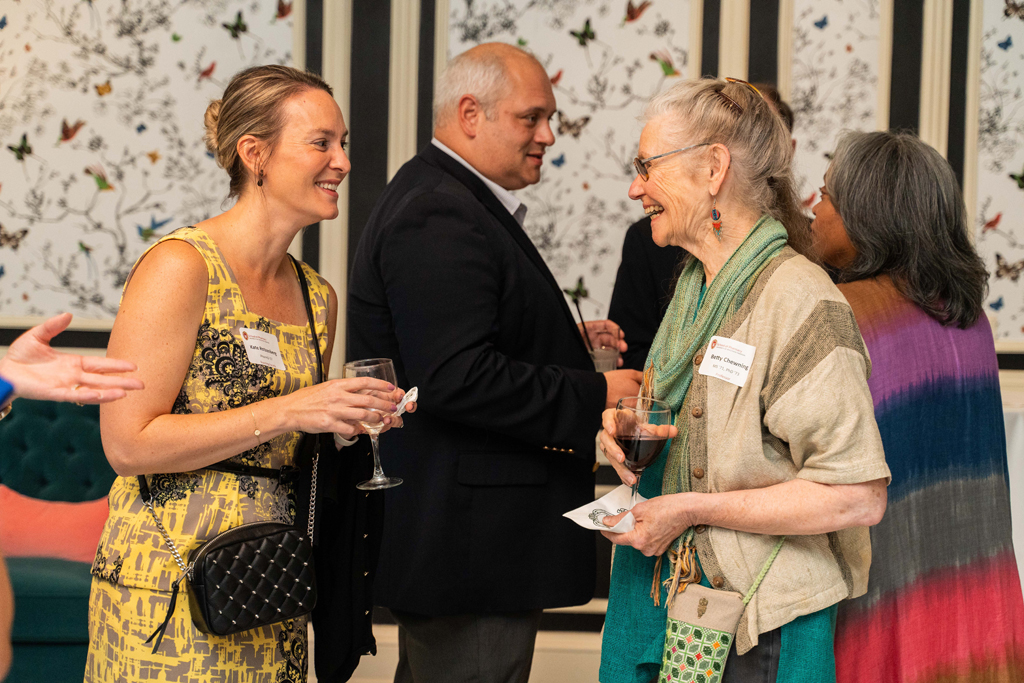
[608,217,685,370]
[346,144,607,616]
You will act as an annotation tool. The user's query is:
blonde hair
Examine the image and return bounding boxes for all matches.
[204,65,333,199]
[643,78,810,252]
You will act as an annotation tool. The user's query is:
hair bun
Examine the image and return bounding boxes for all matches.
[203,99,223,161]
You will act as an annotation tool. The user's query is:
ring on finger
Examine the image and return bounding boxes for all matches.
[73,384,84,407]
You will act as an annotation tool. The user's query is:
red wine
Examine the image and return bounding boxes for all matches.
[616,436,667,473]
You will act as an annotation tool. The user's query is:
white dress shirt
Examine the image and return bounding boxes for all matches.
[431,138,528,227]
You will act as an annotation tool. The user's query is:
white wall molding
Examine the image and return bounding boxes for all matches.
[919,0,954,155]
[434,0,450,99]
[776,0,794,100]
[877,0,895,131]
[388,0,421,181]
[689,0,703,79]
[963,0,984,238]
[321,0,353,377]
[718,0,750,79]
[288,0,308,261]
[292,0,307,73]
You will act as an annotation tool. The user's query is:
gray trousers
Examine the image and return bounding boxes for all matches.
[391,609,544,683]
[722,625,781,683]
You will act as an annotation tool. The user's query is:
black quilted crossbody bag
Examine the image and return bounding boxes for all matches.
[140,257,324,652]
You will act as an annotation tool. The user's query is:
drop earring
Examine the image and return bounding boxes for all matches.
[711,197,722,240]
[257,169,264,187]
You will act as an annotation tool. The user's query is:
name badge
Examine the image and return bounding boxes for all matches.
[698,336,756,388]
[240,327,285,371]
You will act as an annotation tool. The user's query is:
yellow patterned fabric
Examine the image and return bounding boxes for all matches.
[86,226,330,683]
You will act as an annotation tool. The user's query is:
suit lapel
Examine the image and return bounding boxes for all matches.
[421,145,590,354]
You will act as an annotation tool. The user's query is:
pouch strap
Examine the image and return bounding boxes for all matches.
[742,536,786,605]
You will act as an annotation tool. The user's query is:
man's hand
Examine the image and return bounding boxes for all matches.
[604,369,643,409]
[579,319,627,365]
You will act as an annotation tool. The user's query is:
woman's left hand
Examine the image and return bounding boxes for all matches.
[600,493,701,557]
[379,387,416,433]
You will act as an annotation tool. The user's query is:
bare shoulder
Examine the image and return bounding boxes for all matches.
[116,239,208,330]
[123,239,207,302]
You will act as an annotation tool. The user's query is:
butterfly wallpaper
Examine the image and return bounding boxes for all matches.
[0,1,293,321]
[977,0,1024,340]
[788,0,882,207]
[448,0,691,320]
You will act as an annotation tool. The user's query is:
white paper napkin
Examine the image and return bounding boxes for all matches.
[563,484,646,533]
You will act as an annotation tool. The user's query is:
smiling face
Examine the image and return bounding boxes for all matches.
[259,88,350,225]
[810,180,857,268]
[628,116,707,248]
[473,56,557,190]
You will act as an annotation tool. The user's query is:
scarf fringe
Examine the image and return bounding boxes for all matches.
[650,554,663,606]
[652,542,702,609]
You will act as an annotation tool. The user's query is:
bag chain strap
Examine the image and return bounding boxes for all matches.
[143,495,189,575]
[307,443,318,539]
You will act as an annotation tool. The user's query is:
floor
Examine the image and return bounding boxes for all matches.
[307,620,604,683]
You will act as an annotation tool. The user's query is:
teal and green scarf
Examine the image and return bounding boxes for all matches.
[599,215,788,683]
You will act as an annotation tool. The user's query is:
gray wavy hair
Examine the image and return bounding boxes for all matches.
[433,45,533,128]
[826,130,987,328]
[642,78,810,252]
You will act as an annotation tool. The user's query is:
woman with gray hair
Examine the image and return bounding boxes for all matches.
[597,78,890,683]
[813,131,1024,683]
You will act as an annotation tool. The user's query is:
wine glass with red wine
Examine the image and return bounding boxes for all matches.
[614,396,672,508]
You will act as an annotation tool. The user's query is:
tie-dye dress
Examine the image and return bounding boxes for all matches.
[835,275,1024,683]
[85,227,330,683]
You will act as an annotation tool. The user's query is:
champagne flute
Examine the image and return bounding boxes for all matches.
[614,397,672,508]
[342,358,403,490]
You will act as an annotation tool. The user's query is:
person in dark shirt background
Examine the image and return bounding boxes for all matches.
[608,83,797,370]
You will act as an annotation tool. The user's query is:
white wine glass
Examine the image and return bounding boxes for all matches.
[342,358,403,490]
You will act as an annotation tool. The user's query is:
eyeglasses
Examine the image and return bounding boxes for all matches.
[715,77,764,116]
[633,142,711,181]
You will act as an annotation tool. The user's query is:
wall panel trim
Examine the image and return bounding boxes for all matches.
[388,0,421,181]
[321,0,353,376]
[919,0,954,155]
[718,0,750,79]
[434,0,450,92]
[776,0,793,100]
[962,0,983,237]
[689,0,704,79]
[877,0,895,130]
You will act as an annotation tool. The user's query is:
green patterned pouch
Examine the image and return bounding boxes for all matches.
[658,537,784,683]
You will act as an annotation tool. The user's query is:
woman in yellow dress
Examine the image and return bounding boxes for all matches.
[85,65,408,683]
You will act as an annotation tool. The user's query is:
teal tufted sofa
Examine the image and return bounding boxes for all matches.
[0,399,115,682]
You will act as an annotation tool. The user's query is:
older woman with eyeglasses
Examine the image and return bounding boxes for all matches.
[597,78,891,683]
